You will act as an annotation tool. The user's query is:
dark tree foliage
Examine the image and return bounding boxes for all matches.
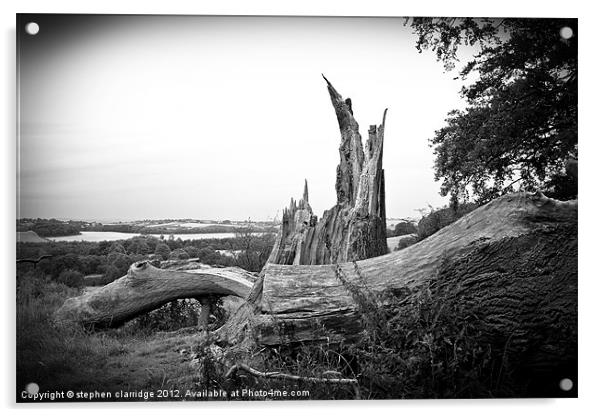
[417,202,477,241]
[16,235,265,286]
[108,242,126,254]
[17,218,82,237]
[101,265,122,283]
[392,220,418,237]
[125,237,151,255]
[183,245,200,258]
[410,18,577,204]
[56,269,84,288]
[169,248,190,260]
[154,242,171,261]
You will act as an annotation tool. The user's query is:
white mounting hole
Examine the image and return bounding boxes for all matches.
[560,26,573,40]
[25,382,39,395]
[559,378,573,391]
[25,22,40,35]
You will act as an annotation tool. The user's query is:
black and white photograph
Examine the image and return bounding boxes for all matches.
[15,13,577,402]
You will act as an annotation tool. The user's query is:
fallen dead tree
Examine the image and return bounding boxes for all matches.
[56,192,577,356]
[55,265,254,327]
[16,254,52,265]
[54,77,577,396]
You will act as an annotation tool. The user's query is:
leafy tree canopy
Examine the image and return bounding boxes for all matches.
[410,18,577,204]
[154,242,171,261]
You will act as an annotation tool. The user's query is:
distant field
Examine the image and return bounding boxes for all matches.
[386,236,401,251]
[145,222,235,229]
[46,231,266,242]
[386,218,418,229]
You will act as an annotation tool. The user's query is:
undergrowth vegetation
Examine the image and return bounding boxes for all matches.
[17,262,517,400]
[16,269,203,398]
[348,285,509,399]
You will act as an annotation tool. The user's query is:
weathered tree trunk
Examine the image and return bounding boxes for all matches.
[54,265,255,327]
[268,76,388,265]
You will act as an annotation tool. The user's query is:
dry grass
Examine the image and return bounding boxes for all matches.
[16,270,202,399]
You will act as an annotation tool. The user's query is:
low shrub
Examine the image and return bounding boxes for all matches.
[102,264,123,283]
[169,248,189,260]
[387,220,418,238]
[127,297,226,334]
[56,269,84,288]
[417,202,477,240]
[395,234,418,251]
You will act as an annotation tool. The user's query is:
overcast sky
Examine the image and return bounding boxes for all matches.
[17,15,477,222]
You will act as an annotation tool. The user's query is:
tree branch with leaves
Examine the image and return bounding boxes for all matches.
[409,17,577,205]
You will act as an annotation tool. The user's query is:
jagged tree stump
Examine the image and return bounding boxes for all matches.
[268,76,389,265]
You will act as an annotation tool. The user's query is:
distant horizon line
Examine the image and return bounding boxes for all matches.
[17,214,421,223]
[17,216,280,224]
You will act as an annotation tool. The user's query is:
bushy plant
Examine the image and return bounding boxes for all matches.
[125,237,152,255]
[56,269,84,288]
[102,264,123,283]
[346,285,505,399]
[154,242,171,260]
[417,202,477,240]
[131,296,227,334]
[169,248,190,260]
[388,220,418,237]
[108,242,126,254]
[183,245,200,258]
[395,234,418,251]
[232,232,275,272]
